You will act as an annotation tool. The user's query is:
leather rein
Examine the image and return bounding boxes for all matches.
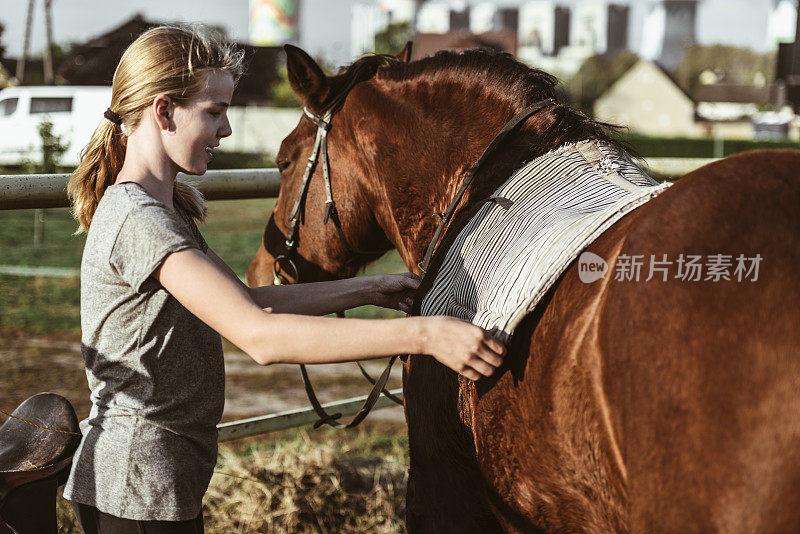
[269,97,557,429]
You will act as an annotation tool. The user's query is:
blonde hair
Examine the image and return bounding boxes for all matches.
[68,25,245,232]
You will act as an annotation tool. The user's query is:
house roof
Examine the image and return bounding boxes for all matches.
[598,58,696,108]
[693,83,777,104]
[57,14,281,105]
[58,14,155,86]
[651,60,696,103]
[412,30,518,60]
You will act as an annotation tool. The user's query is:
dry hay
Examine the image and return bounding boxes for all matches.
[54,428,408,533]
[203,436,407,533]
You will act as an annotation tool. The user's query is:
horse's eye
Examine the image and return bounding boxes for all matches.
[276,159,291,172]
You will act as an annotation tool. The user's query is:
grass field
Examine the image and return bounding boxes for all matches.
[0,197,408,338]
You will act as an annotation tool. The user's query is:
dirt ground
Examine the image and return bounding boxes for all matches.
[0,333,405,427]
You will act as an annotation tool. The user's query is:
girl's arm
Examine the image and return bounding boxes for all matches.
[154,248,504,380]
[205,246,416,315]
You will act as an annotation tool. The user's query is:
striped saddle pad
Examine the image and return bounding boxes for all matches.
[419,139,672,342]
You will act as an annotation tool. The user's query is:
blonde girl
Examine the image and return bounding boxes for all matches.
[63,25,504,533]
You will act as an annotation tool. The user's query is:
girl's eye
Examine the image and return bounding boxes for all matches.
[209,111,221,117]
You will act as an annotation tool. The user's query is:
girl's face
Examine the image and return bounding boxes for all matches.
[166,69,234,176]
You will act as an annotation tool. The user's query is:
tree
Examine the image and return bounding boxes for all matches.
[675,45,776,94]
[29,120,67,246]
[0,22,6,61]
[374,22,411,56]
[567,51,639,116]
[269,66,302,108]
[38,120,67,173]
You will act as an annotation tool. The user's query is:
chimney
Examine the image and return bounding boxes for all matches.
[554,6,571,55]
[450,8,470,32]
[659,0,698,71]
[494,8,519,33]
[606,4,629,59]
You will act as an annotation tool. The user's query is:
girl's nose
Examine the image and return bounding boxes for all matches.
[219,115,232,138]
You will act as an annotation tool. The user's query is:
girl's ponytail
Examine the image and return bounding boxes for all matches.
[68,117,126,232]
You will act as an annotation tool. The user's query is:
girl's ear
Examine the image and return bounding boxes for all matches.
[284,44,329,108]
[153,94,174,132]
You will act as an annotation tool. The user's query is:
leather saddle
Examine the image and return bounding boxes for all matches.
[0,393,81,534]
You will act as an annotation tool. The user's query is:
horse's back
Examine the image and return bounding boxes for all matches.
[601,149,800,532]
[469,150,800,532]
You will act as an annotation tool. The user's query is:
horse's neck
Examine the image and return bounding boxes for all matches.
[379,126,552,270]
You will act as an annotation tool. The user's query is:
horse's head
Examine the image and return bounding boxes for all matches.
[246,44,414,286]
[246,44,618,287]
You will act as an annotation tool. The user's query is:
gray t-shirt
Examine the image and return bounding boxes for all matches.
[64,182,224,521]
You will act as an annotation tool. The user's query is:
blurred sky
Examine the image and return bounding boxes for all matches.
[0,0,251,56]
[0,0,795,65]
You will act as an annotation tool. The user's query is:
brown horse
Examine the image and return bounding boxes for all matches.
[246,45,800,533]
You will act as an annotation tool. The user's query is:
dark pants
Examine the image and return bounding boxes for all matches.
[72,502,204,534]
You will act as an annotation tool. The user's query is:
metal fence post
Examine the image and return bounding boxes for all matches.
[33,208,45,247]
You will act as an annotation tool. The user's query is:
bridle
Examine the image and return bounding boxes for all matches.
[267,96,558,429]
[270,105,401,429]
[271,107,388,287]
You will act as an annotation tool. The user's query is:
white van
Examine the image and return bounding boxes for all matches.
[0,85,112,167]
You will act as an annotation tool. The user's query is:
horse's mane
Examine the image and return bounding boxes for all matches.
[323,49,629,158]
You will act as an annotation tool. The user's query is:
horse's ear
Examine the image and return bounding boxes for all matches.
[284,44,329,106]
[396,41,413,63]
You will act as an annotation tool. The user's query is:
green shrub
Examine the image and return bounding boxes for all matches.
[620,134,800,158]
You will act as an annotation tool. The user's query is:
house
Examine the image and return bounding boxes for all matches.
[58,14,282,105]
[594,59,697,137]
[594,58,790,139]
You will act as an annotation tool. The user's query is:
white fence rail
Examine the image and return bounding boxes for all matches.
[0,168,282,210]
[217,389,404,442]
[0,158,718,210]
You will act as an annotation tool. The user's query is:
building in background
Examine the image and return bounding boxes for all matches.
[658,0,698,70]
[412,30,518,60]
[595,58,794,139]
[518,0,700,78]
[595,59,697,136]
[293,0,796,78]
[59,15,282,106]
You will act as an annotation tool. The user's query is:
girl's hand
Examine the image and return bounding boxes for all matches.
[370,273,421,313]
[420,316,506,380]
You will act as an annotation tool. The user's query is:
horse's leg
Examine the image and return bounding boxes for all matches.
[404,356,504,533]
[600,152,800,533]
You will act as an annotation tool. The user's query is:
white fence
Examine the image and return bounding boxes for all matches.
[0,168,282,210]
[0,158,716,210]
